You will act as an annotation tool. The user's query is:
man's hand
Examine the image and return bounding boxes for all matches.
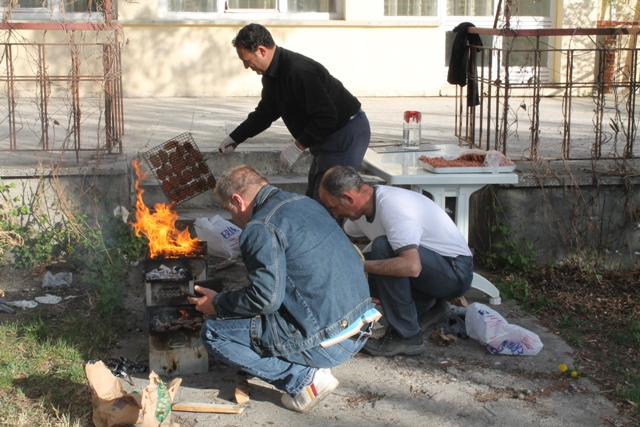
[219,136,238,155]
[188,285,217,316]
[279,142,304,169]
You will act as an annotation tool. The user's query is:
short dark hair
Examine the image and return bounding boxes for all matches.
[214,165,268,209]
[232,23,275,52]
[321,166,365,198]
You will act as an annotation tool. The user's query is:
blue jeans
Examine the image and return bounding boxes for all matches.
[200,317,370,396]
[367,236,473,338]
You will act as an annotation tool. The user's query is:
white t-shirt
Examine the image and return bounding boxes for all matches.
[344,185,472,258]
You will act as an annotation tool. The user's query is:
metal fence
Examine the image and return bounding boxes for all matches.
[0,33,123,158]
[457,27,640,161]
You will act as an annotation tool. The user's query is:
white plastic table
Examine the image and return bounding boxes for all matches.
[362,144,518,305]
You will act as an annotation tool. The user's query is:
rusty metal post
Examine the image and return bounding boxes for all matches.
[594,45,606,159]
[500,45,510,155]
[70,35,81,160]
[624,44,637,158]
[104,42,114,152]
[114,30,124,154]
[5,44,16,151]
[103,30,124,154]
[562,49,574,159]
[486,45,493,151]
[37,44,50,150]
[529,35,542,159]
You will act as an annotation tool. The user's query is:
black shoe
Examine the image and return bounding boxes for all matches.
[419,299,451,333]
[362,329,426,357]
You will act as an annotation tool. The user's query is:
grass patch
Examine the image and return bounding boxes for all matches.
[0,306,127,426]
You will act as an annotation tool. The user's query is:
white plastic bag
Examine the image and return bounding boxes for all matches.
[194,215,242,259]
[42,271,73,289]
[465,302,543,356]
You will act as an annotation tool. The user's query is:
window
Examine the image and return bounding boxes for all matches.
[165,0,337,15]
[1,0,103,18]
[385,0,437,17]
[446,0,492,16]
[441,0,553,83]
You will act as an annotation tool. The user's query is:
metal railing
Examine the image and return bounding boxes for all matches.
[457,27,640,161]
[0,36,124,158]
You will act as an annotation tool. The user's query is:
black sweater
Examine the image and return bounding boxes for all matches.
[230,46,361,148]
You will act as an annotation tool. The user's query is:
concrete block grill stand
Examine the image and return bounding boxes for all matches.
[143,244,211,377]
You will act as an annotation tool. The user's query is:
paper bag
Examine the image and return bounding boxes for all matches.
[140,371,182,427]
[84,361,142,427]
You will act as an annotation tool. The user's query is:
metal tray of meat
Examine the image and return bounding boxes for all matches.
[141,133,216,205]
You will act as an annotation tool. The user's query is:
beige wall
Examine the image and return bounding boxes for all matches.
[118,23,444,97]
[551,0,600,94]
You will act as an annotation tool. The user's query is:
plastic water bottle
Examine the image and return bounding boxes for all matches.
[402,111,421,148]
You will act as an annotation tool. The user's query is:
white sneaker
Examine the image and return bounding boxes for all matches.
[280,368,339,413]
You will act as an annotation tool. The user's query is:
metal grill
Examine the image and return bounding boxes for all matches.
[371,144,440,154]
[142,133,216,205]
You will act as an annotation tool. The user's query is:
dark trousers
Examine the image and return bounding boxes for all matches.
[307,111,371,205]
[367,236,473,338]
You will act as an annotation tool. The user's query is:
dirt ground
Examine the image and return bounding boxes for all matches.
[0,259,635,427]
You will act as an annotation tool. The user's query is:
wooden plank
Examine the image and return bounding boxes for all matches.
[172,402,245,414]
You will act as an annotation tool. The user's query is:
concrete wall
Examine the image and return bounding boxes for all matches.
[0,165,132,227]
[469,161,640,270]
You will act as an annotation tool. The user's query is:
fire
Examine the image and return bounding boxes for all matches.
[131,159,202,258]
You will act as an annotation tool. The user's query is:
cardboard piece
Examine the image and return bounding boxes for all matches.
[84,361,142,427]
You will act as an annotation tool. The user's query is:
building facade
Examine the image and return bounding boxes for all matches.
[0,0,626,97]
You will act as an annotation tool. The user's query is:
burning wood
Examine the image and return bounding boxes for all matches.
[131,159,203,259]
[151,310,204,333]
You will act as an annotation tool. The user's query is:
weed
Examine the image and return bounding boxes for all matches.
[482,204,537,273]
[620,376,640,416]
[496,274,530,303]
[69,209,147,313]
[611,318,640,347]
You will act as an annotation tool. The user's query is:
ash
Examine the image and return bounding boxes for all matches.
[146,264,187,281]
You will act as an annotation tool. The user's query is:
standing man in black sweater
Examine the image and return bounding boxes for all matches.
[219,23,371,207]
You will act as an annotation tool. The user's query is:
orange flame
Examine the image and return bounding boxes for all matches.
[131,159,202,258]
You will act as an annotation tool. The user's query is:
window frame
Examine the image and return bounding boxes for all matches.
[383,0,439,18]
[157,0,343,20]
[0,0,104,21]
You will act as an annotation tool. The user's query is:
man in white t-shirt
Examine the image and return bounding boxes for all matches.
[319,166,473,357]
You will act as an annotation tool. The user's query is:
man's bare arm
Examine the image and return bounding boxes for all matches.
[363,248,422,278]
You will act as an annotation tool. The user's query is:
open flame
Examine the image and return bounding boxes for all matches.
[131,159,202,259]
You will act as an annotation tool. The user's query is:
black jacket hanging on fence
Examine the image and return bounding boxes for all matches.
[447,22,482,107]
